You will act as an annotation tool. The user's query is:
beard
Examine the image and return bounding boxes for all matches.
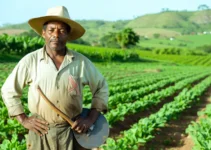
[48,39,65,51]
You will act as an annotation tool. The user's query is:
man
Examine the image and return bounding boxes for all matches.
[1,6,108,150]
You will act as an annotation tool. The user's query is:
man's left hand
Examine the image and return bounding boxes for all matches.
[72,109,100,133]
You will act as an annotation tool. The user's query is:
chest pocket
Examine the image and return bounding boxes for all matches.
[68,75,80,96]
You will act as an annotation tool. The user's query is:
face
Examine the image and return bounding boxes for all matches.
[42,21,69,51]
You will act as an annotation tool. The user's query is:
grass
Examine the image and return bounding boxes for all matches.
[139,34,211,49]
[0,54,22,63]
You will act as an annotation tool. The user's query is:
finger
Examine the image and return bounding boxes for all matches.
[34,120,49,131]
[72,120,80,129]
[82,124,87,133]
[35,118,49,125]
[34,122,48,134]
[75,125,82,133]
[76,122,87,133]
[32,128,42,136]
[34,124,48,135]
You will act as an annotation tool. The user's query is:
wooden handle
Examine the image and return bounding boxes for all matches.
[37,86,74,126]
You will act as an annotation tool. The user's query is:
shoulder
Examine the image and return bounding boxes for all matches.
[17,48,43,68]
[21,48,43,62]
[68,49,92,63]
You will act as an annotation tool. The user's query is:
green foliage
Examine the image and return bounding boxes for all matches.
[153,33,160,39]
[0,34,44,55]
[19,29,39,38]
[198,44,211,53]
[100,28,139,49]
[1,60,211,149]
[2,10,211,46]
[0,134,26,150]
[116,28,139,49]
[186,103,211,150]
[153,47,206,55]
[100,32,120,48]
[70,38,90,45]
[68,43,141,62]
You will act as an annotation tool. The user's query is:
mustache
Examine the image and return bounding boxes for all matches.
[50,38,61,42]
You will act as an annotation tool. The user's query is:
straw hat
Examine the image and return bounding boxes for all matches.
[28,6,85,41]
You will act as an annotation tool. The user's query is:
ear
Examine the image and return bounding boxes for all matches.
[42,30,45,38]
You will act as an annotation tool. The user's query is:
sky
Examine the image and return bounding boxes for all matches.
[0,0,211,26]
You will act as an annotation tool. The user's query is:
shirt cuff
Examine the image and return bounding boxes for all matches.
[7,104,24,118]
[91,99,108,113]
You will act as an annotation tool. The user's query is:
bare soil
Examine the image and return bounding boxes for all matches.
[139,87,211,150]
[108,77,211,150]
[0,29,26,35]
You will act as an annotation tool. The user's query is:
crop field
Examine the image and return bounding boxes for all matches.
[1,60,211,150]
[139,34,211,49]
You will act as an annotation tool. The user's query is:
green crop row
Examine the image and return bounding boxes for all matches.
[186,103,211,150]
[0,34,44,55]
[103,75,211,150]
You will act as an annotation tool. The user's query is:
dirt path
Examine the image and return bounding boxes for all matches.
[109,91,181,138]
[139,87,211,150]
[109,77,206,138]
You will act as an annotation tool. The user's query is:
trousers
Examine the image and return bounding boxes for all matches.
[26,114,88,150]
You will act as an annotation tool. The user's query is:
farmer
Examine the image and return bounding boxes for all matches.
[1,6,108,150]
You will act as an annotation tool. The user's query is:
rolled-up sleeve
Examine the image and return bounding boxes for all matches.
[83,59,109,113]
[1,59,30,117]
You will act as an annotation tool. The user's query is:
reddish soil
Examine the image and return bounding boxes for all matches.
[139,87,211,150]
[108,77,211,150]
[0,29,26,35]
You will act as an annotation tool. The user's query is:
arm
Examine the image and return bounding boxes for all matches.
[1,60,29,117]
[1,58,49,136]
[16,113,49,136]
[72,58,109,133]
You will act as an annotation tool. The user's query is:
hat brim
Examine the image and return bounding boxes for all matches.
[28,16,85,41]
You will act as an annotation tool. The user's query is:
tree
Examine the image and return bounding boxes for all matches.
[198,4,209,10]
[20,29,39,38]
[99,32,120,48]
[116,28,139,49]
[153,33,160,39]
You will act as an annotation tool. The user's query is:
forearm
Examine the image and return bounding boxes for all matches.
[88,108,100,123]
[15,113,49,136]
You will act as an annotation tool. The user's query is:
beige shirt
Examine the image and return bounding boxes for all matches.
[1,47,108,123]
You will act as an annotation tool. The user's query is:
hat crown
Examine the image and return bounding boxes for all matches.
[46,6,70,19]
[28,6,85,41]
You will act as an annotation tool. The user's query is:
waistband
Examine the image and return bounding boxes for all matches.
[32,114,70,128]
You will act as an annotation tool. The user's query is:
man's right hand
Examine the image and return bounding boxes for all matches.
[16,113,49,136]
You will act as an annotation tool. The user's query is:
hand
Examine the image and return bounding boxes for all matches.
[72,108,100,134]
[16,114,49,136]
[72,116,93,134]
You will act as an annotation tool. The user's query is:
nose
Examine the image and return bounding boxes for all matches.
[52,29,59,38]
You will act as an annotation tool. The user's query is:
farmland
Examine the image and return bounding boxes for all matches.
[0,35,211,149]
[1,7,211,149]
[1,57,211,149]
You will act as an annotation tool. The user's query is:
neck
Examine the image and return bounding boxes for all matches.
[45,46,66,59]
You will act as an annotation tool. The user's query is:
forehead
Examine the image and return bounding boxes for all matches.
[46,21,68,28]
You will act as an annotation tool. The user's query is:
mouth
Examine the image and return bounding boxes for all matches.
[51,40,59,43]
[51,41,60,45]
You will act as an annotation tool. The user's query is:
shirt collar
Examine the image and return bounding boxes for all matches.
[38,46,75,63]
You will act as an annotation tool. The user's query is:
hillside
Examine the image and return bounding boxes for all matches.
[1,10,211,44]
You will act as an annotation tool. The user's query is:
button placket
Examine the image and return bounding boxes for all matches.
[56,100,60,117]
[56,72,60,89]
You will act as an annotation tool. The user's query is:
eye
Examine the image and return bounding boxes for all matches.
[48,29,54,33]
[60,29,67,34]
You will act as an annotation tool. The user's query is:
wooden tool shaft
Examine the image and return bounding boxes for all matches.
[37,86,74,126]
